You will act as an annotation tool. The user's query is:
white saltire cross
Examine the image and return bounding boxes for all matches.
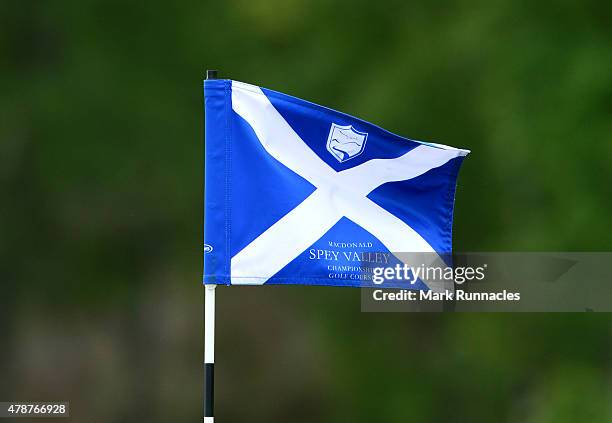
[230,81,468,288]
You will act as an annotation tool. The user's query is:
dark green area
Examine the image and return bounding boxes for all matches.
[1,0,611,421]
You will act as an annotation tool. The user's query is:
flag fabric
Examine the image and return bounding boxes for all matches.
[204,79,469,288]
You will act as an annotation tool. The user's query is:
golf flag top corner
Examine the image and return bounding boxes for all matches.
[204,79,469,288]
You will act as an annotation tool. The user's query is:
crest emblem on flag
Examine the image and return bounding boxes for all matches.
[326,123,368,162]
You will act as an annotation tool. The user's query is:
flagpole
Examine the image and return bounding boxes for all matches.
[204,284,215,422]
[204,69,218,423]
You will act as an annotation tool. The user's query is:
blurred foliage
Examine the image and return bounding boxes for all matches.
[1,0,611,422]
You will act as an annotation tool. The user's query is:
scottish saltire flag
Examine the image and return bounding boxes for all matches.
[204,80,469,289]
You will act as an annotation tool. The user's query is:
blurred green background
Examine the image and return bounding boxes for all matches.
[1,0,611,422]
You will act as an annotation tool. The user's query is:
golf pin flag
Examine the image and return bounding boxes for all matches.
[204,80,469,288]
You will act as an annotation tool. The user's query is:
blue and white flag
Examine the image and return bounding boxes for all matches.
[204,80,469,288]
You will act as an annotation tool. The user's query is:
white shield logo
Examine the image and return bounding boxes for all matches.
[326,123,368,163]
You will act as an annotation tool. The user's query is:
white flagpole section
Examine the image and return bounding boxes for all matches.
[204,284,216,423]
